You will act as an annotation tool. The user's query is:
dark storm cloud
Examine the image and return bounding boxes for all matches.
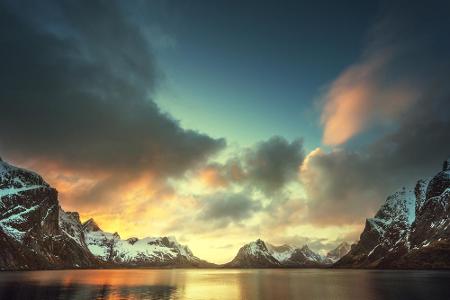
[303,117,450,226]
[202,136,304,195]
[305,0,450,226]
[198,193,262,225]
[186,136,304,230]
[244,136,304,194]
[0,0,224,177]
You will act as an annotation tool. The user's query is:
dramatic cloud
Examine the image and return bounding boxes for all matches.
[321,51,419,146]
[0,1,307,260]
[305,1,450,226]
[0,0,447,264]
[171,136,305,230]
[303,115,450,226]
[244,136,304,194]
[0,1,224,207]
[197,136,304,195]
[320,1,449,146]
[301,148,387,226]
[198,193,262,225]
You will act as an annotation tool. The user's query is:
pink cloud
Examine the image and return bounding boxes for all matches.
[321,50,419,146]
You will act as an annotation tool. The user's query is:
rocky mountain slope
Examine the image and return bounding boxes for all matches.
[336,159,450,269]
[0,159,211,270]
[225,239,349,268]
[0,158,97,270]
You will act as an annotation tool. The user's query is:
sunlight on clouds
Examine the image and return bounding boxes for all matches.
[322,84,372,146]
[199,166,228,188]
[23,148,360,265]
[284,181,307,200]
[321,50,419,146]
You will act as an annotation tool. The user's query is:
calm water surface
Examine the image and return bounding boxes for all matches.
[0,269,449,300]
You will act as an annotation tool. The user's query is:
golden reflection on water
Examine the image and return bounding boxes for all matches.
[1,269,449,300]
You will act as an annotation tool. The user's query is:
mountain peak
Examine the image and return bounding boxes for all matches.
[225,239,280,268]
[443,159,450,171]
[0,158,49,189]
[254,238,265,246]
[64,211,81,223]
[82,218,102,232]
[325,241,351,263]
[126,237,139,245]
[245,239,269,253]
[300,244,311,251]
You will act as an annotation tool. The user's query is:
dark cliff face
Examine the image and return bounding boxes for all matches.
[0,161,98,270]
[0,160,213,270]
[336,159,450,269]
[395,163,450,269]
[336,189,414,268]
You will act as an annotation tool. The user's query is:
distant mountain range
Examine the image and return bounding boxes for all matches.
[0,157,449,270]
[224,239,350,268]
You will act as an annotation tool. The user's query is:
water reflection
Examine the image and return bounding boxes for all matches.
[0,269,449,300]
[0,282,176,300]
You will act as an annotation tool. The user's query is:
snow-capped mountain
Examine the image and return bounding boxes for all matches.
[0,159,212,270]
[225,239,281,267]
[266,243,295,262]
[336,159,450,268]
[0,158,97,270]
[286,245,325,267]
[225,239,341,268]
[324,242,351,263]
[3,157,448,270]
[81,218,212,267]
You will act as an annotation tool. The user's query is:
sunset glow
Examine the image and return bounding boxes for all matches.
[1,0,449,266]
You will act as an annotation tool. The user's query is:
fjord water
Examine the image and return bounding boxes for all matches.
[0,269,449,300]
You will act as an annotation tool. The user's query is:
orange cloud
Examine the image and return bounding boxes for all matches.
[16,157,179,235]
[321,51,419,146]
[199,166,228,188]
[322,80,373,146]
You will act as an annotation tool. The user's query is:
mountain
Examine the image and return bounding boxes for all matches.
[225,239,281,267]
[0,158,97,270]
[224,239,337,268]
[336,159,450,269]
[82,218,214,267]
[285,245,324,267]
[3,156,448,270]
[325,242,351,263]
[0,159,212,270]
[266,243,295,263]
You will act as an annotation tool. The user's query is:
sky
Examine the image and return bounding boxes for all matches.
[0,0,450,263]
